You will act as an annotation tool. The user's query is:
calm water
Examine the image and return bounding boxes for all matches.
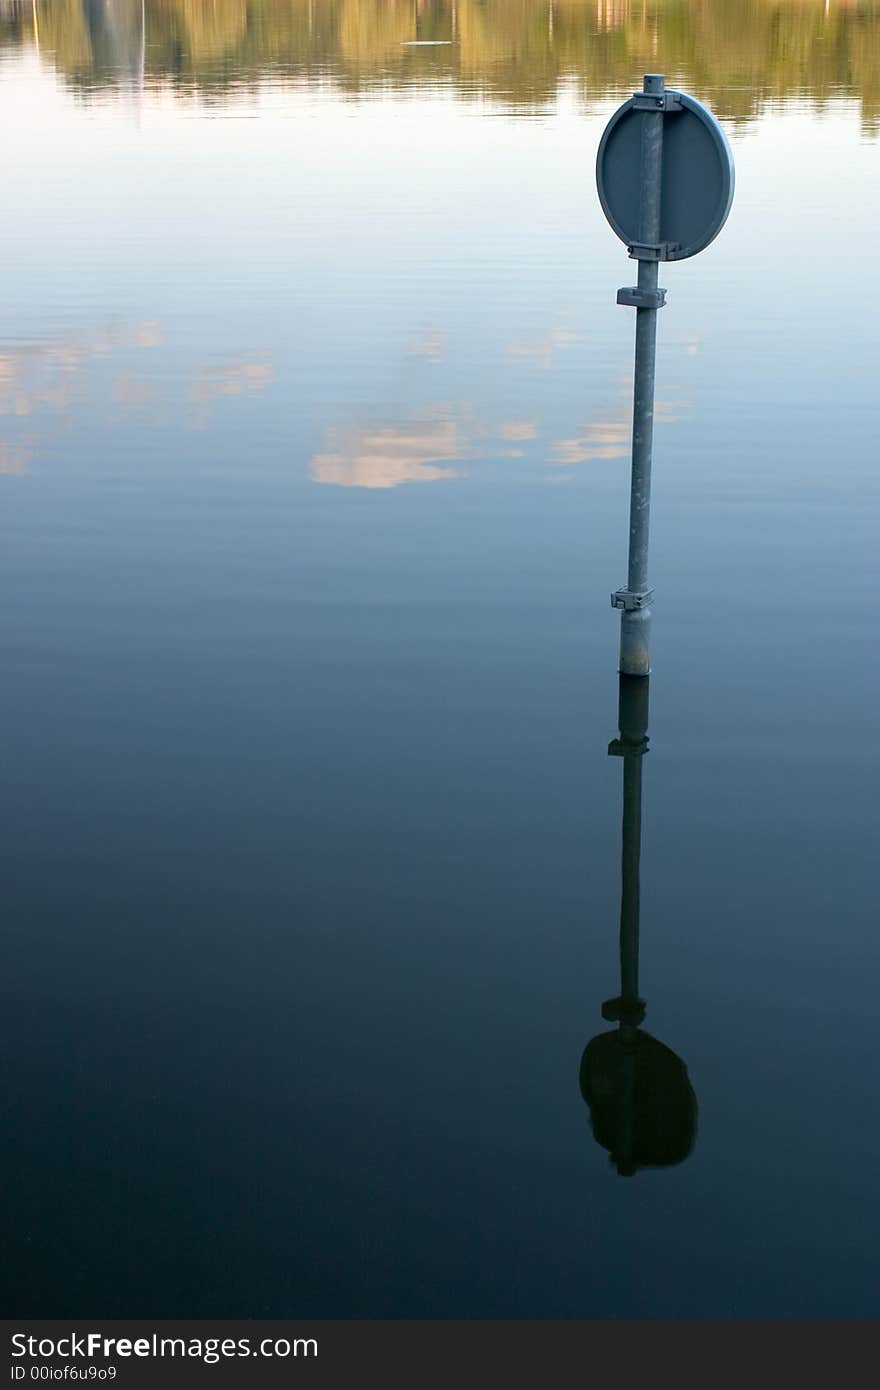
[2,0,879,1318]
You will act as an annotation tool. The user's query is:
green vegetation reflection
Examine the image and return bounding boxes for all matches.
[2,0,879,131]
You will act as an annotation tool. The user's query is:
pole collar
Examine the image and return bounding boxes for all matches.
[601,996,647,1026]
[608,736,649,757]
[611,588,654,611]
[626,240,679,261]
[632,91,683,113]
[617,285,667,309]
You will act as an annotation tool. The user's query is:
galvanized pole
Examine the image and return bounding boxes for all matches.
[612,74,667,677]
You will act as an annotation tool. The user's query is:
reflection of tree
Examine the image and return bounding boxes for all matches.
[170,0,249,60]
[2,1,878,130]
[2,0,92,73]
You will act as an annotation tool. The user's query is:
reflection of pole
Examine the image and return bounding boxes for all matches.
[605,675,649,1176]
[582,672,696,1174]
[605,676,649,1029]
[612,74,667,677]
[620,745,642,1004]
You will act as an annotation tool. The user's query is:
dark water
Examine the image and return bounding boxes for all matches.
[2,1,879,1318]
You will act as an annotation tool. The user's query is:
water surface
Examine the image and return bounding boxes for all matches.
[2,0,879,1318]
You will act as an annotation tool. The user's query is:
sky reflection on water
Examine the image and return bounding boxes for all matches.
[2,0,879,1319]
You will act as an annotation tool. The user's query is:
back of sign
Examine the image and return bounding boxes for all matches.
[596,92,735,261]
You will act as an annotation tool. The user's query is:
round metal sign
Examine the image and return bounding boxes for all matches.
[596,90,734,261]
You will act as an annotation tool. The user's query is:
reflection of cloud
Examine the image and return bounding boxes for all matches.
[189,355,275,428]
[409,331,446,362]
[0,441,33,476]
[311,419,462,489]
[497,419,537,441]
[133,323,162,349]
[112,376,157,405]
[554,420,629,464]
[191,357,274,403]
[506,328,578,369]
[0,322,162,421]
[554,397,686,464]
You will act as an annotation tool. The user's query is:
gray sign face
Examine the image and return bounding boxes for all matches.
[596,92,734,261]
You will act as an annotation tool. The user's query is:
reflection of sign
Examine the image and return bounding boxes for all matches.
[580,1030,697,1176]
[596,90,735,261]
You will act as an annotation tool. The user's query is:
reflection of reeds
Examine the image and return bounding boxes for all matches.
[2,0,878,131]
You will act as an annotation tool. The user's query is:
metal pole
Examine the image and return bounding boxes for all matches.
[613,74,666,677]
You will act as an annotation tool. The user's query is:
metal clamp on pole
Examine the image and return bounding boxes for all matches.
[626,240,678,261]
[611,587,654,611]
[601,996,647,1025]
[607,737,649,757]
[617,286,667,310]
[632,90,683,113]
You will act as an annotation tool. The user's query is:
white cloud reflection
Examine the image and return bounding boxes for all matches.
[506,328,578,369]
[0,440,33,476]
[311,417,462,489]
[553,394,686,465]
[0,322,163,476]
[0,322,162,422]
